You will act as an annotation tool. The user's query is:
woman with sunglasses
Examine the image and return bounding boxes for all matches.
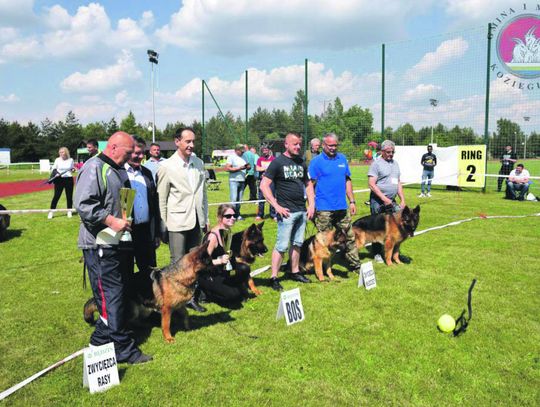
[197,204,244,305]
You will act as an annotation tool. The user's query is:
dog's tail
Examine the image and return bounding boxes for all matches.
[83,298,98,325]
[150,266,164,298]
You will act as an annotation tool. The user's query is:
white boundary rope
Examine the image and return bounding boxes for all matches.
[0,349,85,401]
[4,170,539,215]
[1,211,539,400]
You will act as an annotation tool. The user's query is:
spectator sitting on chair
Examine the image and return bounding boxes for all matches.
[507,164,530,201]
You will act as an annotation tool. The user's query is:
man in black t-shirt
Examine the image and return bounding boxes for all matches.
[260,132,315,291]
[498,145,517,192]
[419,145,437,198]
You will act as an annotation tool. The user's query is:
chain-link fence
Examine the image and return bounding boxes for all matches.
[201,24,539,190]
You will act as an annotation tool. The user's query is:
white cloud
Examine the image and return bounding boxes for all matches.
[60,50,142,93]
[0,94,20,103]
[43,5,71,29]
[0,0,35,25]
[443,0,519,28]
[115,90,129,106]
[1,38,42,62]
[151,61,383,126]
[403,83,445,102]
[139,11,154,28]
[405,37,469,80]
[53,101,117,122]
[156,0,433,53]
[0,3,150,62]
[0,27,18,43]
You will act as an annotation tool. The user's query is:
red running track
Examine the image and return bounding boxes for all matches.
[0,179,53,198]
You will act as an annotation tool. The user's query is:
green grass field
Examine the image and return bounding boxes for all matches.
[0,163,539,405]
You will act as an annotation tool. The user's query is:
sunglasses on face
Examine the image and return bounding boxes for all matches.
[223,214,236,219]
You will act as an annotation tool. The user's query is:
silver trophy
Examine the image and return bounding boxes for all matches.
[119,188,136,242]
[220,228,233,271]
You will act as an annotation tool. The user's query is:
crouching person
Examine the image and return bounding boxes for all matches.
[198,204,245,304]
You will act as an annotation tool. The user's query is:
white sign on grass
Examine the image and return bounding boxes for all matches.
[83,343,119,393]
[276,288,305,325]
[358,261,377,290]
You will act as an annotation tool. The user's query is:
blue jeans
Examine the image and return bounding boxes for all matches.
[275,211,307,253]
[257,181,276,218]
[229,180,246,216]
[507,181,529,200]
[421,169,434,193]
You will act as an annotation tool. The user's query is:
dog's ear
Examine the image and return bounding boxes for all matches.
[257,221,265,230]
[413,205,420,214]
[402,206,411,216]
[199,239,211,254]
[247,223,257,236]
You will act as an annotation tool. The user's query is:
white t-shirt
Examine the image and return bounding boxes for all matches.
[226,154,247,182]
[509,168,530,182]
[52,157,74,177]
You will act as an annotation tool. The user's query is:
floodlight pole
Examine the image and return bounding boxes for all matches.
[523,116,530,159]
[147,49,159,143]
[429,98,438,145]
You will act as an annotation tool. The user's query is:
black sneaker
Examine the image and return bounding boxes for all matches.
[186,298,207,313]
[289,272,311,283]
[271,277,283,291]
[129,353,153,365]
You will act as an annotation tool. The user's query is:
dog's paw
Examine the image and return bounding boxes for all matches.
[253,289,263,296]
[164,336,175,344]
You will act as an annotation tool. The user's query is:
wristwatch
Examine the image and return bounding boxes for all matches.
[350,200,356,204]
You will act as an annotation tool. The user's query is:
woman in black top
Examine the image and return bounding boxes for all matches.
[198,204,244,303]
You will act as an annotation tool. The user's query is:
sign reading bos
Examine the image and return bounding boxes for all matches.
[276,288,305,326]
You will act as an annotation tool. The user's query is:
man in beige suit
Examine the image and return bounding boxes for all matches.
[157,127,209,311]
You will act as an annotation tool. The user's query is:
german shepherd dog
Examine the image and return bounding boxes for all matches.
[0,204,10,241]
[299,228,348,281]
[230,222,268,297]
[83,241,213,343]
[352,205,420,266]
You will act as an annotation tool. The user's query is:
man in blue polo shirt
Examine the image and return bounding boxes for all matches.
[307,133,361,274]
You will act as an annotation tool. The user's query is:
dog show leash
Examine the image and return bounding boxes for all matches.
[453,279,477,337]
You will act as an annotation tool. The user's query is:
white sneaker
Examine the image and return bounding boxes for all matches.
[427,193,432,198]
[418,193,425,198]
[47,211,53,219]
[374,254,384,263]
[67,211,72,218]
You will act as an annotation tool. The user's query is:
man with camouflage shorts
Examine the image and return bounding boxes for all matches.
[307,133,362,274]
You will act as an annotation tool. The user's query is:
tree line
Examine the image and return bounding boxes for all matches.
[0,90,537,162]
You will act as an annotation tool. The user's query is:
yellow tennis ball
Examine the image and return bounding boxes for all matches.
[437,314,456,333]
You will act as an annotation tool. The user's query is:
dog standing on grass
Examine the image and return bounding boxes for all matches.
[352,205,420,266]
[299,228,348,281]
[84,241,213,343]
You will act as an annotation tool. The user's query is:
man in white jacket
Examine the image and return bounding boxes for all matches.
[157,127,209,311]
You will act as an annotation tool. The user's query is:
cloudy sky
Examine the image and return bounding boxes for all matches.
[0,0,538,134]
